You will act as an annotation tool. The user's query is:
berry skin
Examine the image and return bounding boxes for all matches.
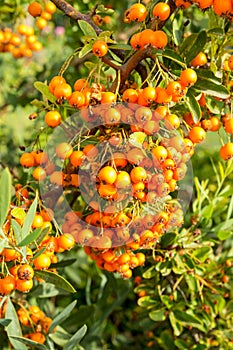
[28,2,43,17]
[153,3,171,21]
[33,253,51,270]
[92,40,108,57]
[220,143,233,160]
[57,233,75,250]
[98,166,117,185]
[56,142,73,159]
[191,52,207,67]
[180,68,197,87]
[124,3,147,23]
[53,83,72,100]
[188,126,206,144]
[17,264,34,280]
[228,55,233,70]
[45,110,61,127]
[20,153,35,168]
[45,1,57,14]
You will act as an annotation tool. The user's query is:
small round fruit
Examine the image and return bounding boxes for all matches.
[45,1,57,14]
[28,2,42,17]
[98,166,117,185]
[45,110,61,127]
[191,52,207,67]
[33,253,51,270]
[180,68,197,87]
[228,55,233,70]
[17,264,34,280]
[188,126,206,144]
[92,40,108,57]
[220,143,233,160]
[20,153,35,168]
[56,142,73,159]
[153,2,171,20]
[57,233,75,250]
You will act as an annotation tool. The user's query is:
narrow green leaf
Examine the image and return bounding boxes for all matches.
[64,325,87,350]
[18,227,49,247]
[149,307,167,322]
[173,18,182,46]
[160,232,177,248]
[79,43,93,58]
[169,311,183,336]
[173,309,203,327]
[196,69,221,84]
[10,337,47,350]
[179,33,197,55]
[34,82,57,103]
[185,90,202,123]
[21,197,38,241]
[217,230,232,240]
[78,20,97,38]
[0,168,11,227]
[138,296,158,308]
[0,319,11,327]
[49,300,77,333]
[142,266,156,279]
[5,297,27,350]
[49,326,71,347]
[11,219,23,244]
[163,49,186,68]
[109,44,132,50]
[186,31,207,63]
[194,79,229,98]
[208,27,224,36]
[35,271,76,295]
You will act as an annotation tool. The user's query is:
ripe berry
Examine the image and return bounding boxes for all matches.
[180,68,197,87]
[191,52,207,67]
[153,2,171,20]
[220,143,233,160]
[188,126,206,143]
[20,152,35,168]
[56,142,73,159]
[92,40,108,57]
[45,110,61,127]
[28,2,43,17]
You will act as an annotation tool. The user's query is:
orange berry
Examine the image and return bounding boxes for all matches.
[45,1,57,14]
[153,2,171,20]
[57,233,75,250]
[32,167,47,181]
[53,83,72,100]
[180,68,197,87]
[191,52,207,67]
[16,279,33,292]
[56,142,73,159]
[220,143,233,160]
[28,2,43,17]
[98,166,117,184]
[188,126,206,143]
[36,17,47,30]
[33,253,51,270]
[20,153,35,168]
[45,110,61,127]
[92,40,108,57]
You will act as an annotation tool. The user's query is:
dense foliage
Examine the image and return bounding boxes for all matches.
[0,0,233,349]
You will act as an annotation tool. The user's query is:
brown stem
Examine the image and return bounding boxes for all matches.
[102,56,120,70]
[51,0,102,34]
[110,48,156,92]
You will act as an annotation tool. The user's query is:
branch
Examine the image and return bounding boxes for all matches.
[110,48,156,92]
[51,0,102,34]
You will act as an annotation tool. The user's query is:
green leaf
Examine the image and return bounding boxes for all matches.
[5,297,27,350]
[208,27,224,36]
[78,20,97,38]
[79,43,93,58]
[35,271,76,294]
[185,90,202,123]
[160,232,177,248]
[173,18,182,46]
[186,31,207,63]
[49,300,77,333]
[10,337,47,350]
[217,230,232,240]
[179,34,197,55]
[169,311,183,336]
[18,227,49,247]
[163,49,186,68]
[206,96,224,114]
[109,44,132,50]
[21,197,38,242]
[142,266,156,279]
[196,69,221,84]
[193,246,212,261]
[149,307,167,322]
[64,325,87,350]
[194,79,229,99]
[129,132,147,149]
[173,309,204,329]
[11,219,23,244]
[138,296,158,308]
[49,326,71,348]
[0,319,11,327]
[11,208,26,220]
[34,82,57,103]
[0,168,11,227]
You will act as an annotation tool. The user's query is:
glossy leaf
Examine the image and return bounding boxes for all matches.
[149,307,167,322]
[35,271,76,295]
[163,49,186,68]
[18,226,49,247]
[49,300,77,333]
[194,79,229,99]
[186,31,207,63]
[34,82,57,103]
[10,337,47,350]
[185,90,202,123]
[0,168,11,227]
[79,43,93,58]
[78,20,97,38]
[21,197,38,242]
[64,324,87,350]
[5,297,27,350]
